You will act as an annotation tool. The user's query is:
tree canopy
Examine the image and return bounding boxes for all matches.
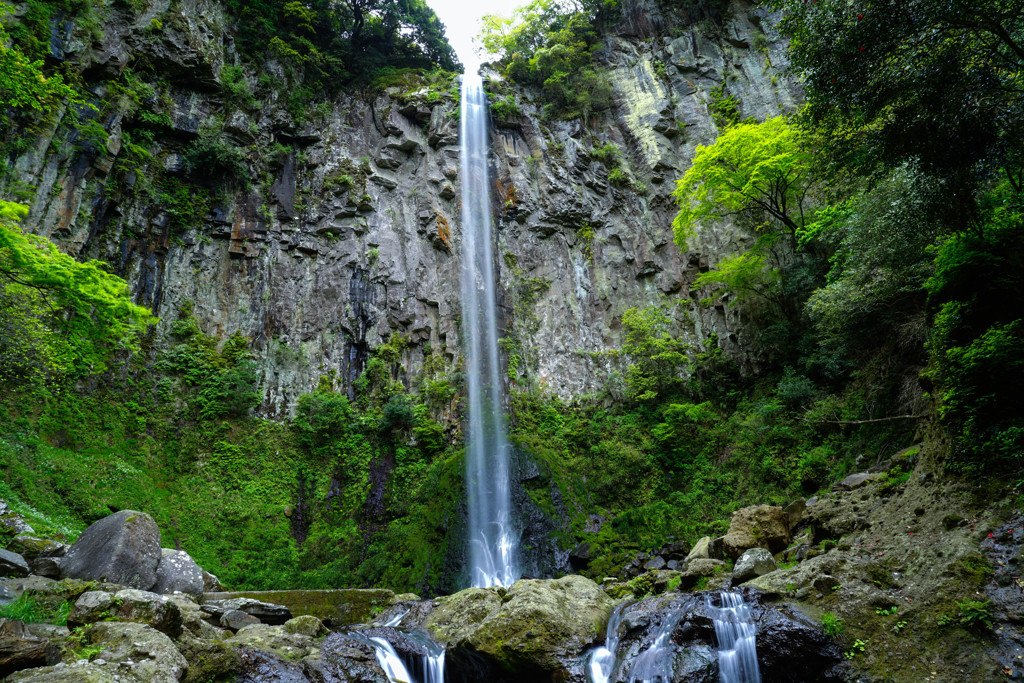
[672,116,816,247]
[0,201,156,380]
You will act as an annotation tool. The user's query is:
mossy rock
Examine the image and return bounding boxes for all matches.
[426,575,615,675]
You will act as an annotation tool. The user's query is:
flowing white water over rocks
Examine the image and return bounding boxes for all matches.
[626,607,687,682]
[589,601,629,683]
[459,70,519,588]
[707,592,761,683]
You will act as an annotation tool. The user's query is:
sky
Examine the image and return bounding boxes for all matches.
[426,0,526,69]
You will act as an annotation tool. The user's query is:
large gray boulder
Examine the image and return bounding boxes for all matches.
[60,511,162,590]
[732,548,778,585]
[83,621,187,682]
[152,549,204,598]
[0,549,29,578]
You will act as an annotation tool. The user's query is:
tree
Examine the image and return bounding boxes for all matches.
[770,0,1024,208]
[0,201,156,380]
[672,117,816,247]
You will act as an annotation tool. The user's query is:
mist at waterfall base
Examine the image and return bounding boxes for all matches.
[459,70,520,589]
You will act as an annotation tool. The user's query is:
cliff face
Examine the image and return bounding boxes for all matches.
[8,0,798,415]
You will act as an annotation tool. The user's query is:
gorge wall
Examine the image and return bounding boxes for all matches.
[6,0,799,415]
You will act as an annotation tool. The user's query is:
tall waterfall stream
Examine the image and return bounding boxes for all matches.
[459,70,520,589]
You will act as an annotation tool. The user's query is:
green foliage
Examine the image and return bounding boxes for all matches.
[673,117,816,246]
[220,64,258,109]
[707,84,740,129]
[490,94,521,123]
[615,306,689,401]
[0,201,156,381]
[924,205,1024,475]
[821,611,845,636]
[480,0,614,120]
[183,130,252,186]
[956,599,994,630]
[0,594,72,624]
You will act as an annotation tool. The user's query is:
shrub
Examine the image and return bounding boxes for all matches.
[821,611,845,636]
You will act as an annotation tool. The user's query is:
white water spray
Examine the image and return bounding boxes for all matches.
[459,70,519,589]
[707,592,761,683]
[589,601,629,683]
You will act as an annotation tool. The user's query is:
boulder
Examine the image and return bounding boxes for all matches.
[426,575,616,676]
[834,472,882,490]
[175,631,240,681]
[236,649,312,682]
[167,594,224,639]
[221,610,260,631]
[0,618,58,677]
[732,548,778,585]
[686,536,712,562]
[708,536,726,560]
[320,631,391,682]
[722,505,791,559]
[0,549,29,578]
[28,558,62,580]
[201,597,292,625]
[677,558,725,590]
[644,556,666,571]
[226,624,319,660]
[8,537,66,562]
[82,621,188,682]
[284,615,327,638]
[152,549,204,598]
[60,511,162,590]
[6,661,118,681]
[783,499,807,530]
[68,589,183,638]
[202,570,224,592]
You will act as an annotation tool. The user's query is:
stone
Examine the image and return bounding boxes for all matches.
[201,597,292,625]
[152,549,204,598]
[226,624,319,660]
[732,548,778,585]
[0,550,29,578]
[427,576,616,676]
[174,630,240,681]
[812,575,841,592]
[783,499,806,530]
[28,557,63,580]
[686,536,712,562]
[643,555,666,570]
[68,589,183,638]
[320,631,391,681]
[283,615,327,638]
[221,609,261,631]
[82,621,188,683]
[722,505,791,559]
[0,618,56,677]
[60,511,162,590]
[8,537,66,562]
[834,472,882,490]
[6,661,118,682]
[202,570,224,592]
[708,536,727,560]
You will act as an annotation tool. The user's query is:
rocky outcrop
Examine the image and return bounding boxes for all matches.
[60,511,162,590]
[68,589,183,638]
[427,576,616,678]
[721,505,791,559]
[0,550,29,579]
[152,550,205,599]
[731,548,777,585]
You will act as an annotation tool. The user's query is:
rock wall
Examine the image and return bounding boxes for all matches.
[6,0,799,415]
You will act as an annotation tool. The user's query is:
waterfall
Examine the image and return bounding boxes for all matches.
[369,637,415,683]
[589,601,630,683]
[625,608,687,682]
[459,70,519,589]
[349,631,447,683]
[707,592,761,683]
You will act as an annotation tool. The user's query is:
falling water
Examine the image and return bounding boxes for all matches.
[589,601,630,683]
[626,607,687,682]
[369,637,415,683]
[707,592,761,683]
[459,70,519,588]
[349,630,447,683]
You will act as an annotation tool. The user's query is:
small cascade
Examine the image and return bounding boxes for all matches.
[626,608,687,682]
[707,592,761,683]
[589,601,630,683]
[348,630,446,683]
[369,637,415,683]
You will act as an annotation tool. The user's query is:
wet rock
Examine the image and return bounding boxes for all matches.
[0,550,29,578]
[722,505,791,559]
[236,648,309,682]
[6,661,118,681]
[175,630,240,681]
[60,511,162,590]
[201,597,292,625]
[320,631,390,682]
[152,549,205,599]
[732,548,778,585]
